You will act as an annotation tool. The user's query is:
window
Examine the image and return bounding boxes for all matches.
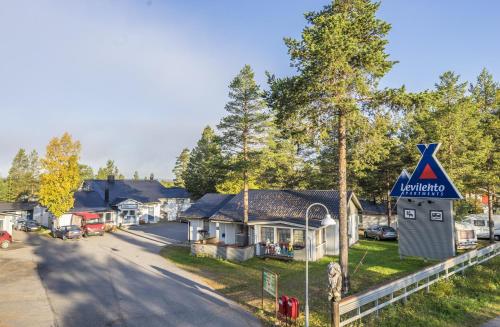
[293,229,305,247]
[277,228,291,243]
[473,220,486,227]
[105,213,112,221]
[236,224,244,234]
[261,227,274,243]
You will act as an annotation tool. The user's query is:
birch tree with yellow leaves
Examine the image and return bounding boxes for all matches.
[39,133,82,218]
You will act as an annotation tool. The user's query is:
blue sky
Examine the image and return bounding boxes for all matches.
[1,0,498,179]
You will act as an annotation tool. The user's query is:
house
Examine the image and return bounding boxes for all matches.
[180,193,235,242]
[51,176,191,229]
[0,201,47,234]
[358,199,397,229]
[187,190,362,261]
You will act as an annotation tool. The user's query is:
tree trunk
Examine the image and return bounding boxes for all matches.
[387,189,392,227]
[488,186,494,243]
[338,112,349,293]
[243,128,249,246]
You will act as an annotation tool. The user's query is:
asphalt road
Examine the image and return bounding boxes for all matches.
[1,225,261,327]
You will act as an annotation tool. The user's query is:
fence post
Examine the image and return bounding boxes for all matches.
[331,301,340,327]
[403,287,408,303]
[426,276,430,293]
[375,299,379,317]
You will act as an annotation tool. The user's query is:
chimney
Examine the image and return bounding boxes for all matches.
[105,187,110,203]
[107,175,115,183]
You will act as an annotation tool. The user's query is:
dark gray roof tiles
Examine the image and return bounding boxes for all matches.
[210,190,361,228]
[71,191,111,212]
[85,180,190,205]
[180,193,235,219]
[0,201,38,212]
[358,199,388,215]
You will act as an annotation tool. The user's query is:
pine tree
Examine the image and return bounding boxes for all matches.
[270,0,394,292]
[96,160,123,180]
[39,133,81,217]
[172,148,190,187]
[133,171,140,180]
[78,164,94,180]
[6,149,40,201]
[218,65,268,245]
[470,68,499,242]
[185,126,224,198]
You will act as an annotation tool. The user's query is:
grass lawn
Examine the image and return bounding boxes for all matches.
[160,240,434,326]
[365,255,500,327]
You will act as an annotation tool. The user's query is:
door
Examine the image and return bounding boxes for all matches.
[220,224,226,243]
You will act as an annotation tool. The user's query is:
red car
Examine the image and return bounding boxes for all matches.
[74,212,105,237]
[0,231,12,249]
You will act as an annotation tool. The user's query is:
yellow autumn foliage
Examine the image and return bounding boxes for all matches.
[38,133,81,218]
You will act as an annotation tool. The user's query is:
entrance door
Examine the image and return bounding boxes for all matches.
[220,224,226,243]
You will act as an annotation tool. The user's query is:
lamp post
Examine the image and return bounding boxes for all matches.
[305,203,336,327]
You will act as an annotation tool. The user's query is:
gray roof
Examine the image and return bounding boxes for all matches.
[358,199,388,215]
[85,180,190,205]
[71,191,110,212]
[180,193,234,219]
[210,190,361,228]
[0,201,38,212]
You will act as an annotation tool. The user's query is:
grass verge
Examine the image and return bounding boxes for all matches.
[160,240,434,326]
[364,255,499,327]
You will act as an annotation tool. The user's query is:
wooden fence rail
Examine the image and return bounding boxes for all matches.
[338,242,500,326]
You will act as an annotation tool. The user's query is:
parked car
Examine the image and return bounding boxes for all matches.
[0,231,12,249]
[21,220,41,232]
[364,225,398,240]
[74,212,105,237]
[14,218,27,231]
[495,227,500,241]
[53,225,83,240]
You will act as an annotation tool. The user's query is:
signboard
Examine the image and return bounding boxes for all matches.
[389,169,411,197]
[263,270,277,296]
[390,143,462,199]
[261,269,278,318]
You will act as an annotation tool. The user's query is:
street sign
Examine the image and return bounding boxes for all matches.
[392,143,462,199]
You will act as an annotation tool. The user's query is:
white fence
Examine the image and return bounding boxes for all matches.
[339,242,500,326]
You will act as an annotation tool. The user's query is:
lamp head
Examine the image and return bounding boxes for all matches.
[321,214,336,226]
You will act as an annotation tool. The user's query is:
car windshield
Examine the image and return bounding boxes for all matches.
[382,227,396,232]
[85,219,101,224]
[67,226,80,231]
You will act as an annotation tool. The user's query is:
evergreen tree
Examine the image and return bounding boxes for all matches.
[133,171,140,180]
[149,173,155,181]
[172,148,190,187]
[6,149,40,201]
[78,164,94,180]
[0,176,7,201]
[270,0,394,292]
[217,65,268,245]
[39,133,81,217]
[470,68,499,242]
[185,126,224,198]
[96,160,123,179]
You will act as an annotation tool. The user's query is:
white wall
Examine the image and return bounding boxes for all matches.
[188,219,204,242]
[0,216,13,234]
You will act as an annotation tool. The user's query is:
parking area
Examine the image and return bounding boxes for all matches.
[126,221,188,243]
[0,227,260,327]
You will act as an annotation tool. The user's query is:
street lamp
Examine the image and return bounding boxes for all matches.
[305,203,336,327]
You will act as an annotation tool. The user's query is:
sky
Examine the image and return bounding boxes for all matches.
[0,0,499,179]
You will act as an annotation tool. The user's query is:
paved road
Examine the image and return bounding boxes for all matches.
[127,222,188,243]
[1,226,261,327]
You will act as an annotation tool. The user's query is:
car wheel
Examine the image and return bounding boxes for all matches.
[1,241,10,249]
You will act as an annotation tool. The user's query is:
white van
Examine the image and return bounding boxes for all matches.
[454,222,477,250]
[463,214,500,239]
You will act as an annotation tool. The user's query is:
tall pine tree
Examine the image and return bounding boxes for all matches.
[270,0,394,292]
[218,65,268,244]
[172,148,190,187]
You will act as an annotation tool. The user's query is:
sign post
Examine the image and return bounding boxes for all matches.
[262,269,278,319]
[390,143,463,260]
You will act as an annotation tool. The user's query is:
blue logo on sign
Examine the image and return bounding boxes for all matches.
[391,143,462,199]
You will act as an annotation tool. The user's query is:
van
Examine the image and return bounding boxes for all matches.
[454,222,477,250]
[73,212,105,237]
[463,214,500,239]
